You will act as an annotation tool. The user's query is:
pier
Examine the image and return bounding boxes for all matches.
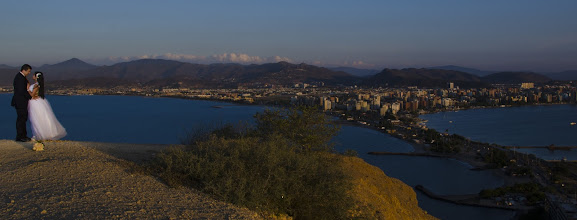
[367,151,445,157]
[504,145,577,151]
[414,185,520,211]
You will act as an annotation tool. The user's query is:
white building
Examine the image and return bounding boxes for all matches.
[391,102,401,114]
[323,99,332,111]
[521,83,534,89]
[380,105,389,116]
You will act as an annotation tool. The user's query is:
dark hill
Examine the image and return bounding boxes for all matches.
[37,58,99,80]
[329,67,380,77]
[0,64,14,69]
[482,72,551,84]
[545,70,577,81]
[426,65,495,77]
[55,59,360,88]
[0,67,18,86]
[364,68,486,88]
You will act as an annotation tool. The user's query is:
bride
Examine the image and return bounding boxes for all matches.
[28,71,67,140]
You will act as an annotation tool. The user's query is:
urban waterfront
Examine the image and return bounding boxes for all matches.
[0,94,521,219]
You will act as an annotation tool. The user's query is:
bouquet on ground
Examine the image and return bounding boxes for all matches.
[32,139,44,151]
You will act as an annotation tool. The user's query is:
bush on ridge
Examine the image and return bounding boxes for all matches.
[151,106,353,219]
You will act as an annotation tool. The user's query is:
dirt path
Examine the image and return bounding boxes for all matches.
[0,140,260,219]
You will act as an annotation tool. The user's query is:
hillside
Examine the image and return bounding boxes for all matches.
[364,68,486,88]
[37,58,99,81]
[46,59,360,88]
[545,70,577,80]
[2,58,572,88]
[0,140,259,219]
[0,140,435,219]
[482,72,552,84]
[341,156,436,219]
[329,66,380,77]
[0,68,18,86]
[427,65,495,76]
[1,59,361,88]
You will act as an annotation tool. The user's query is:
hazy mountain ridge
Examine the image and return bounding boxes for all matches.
[428,65,577,81]
[363,68,557,88]
[545,70,577,80]
[426,65,496,76]
[38,59,360,88]
[363,68,487,88]
[0,67,18,86]
[1,58,572,88]
[482,72,552,84]
[37,58,99,80]
[329,67,380,77]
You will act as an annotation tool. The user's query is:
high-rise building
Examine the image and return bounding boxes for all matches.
[521,83,534,89]
[391,102,401,114]
[379,105,389,116]
[323,99,332,111]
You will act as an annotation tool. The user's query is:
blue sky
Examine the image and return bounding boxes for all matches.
[1,0,576,72]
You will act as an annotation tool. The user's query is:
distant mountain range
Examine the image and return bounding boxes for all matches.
[363,68,555,88]
[364,68,488,88]
[38,58,99,80]
[426,65,496,77]
[8,58,358,88]
[482,72,552,84]
[328,67,380,77]
[546,70,577,81]
[0,59,573,88]
[427,65,577,81]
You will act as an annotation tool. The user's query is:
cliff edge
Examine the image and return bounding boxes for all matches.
[0,140,435,219]
[340,156,436,219]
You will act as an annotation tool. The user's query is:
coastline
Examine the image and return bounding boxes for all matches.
[418,102,576,116]
[335,119,488,169]
[0,93,549,215]
[334,117,531,188]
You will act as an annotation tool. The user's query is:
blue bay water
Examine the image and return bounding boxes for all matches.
[333,126,514,220]
[1,94,264,144]
[420,105,577,160]
[0,94,514,220]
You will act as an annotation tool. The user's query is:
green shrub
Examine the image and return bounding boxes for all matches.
[254,106,340,152]
[151,107,353,219]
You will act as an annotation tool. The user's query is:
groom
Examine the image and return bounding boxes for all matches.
[11,64,32,142]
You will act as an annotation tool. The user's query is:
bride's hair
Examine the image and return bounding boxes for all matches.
[35,71,45,99]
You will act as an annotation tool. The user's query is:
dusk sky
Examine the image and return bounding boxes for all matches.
[1,1,576,72]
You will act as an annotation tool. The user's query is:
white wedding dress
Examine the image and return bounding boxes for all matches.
[28,83,67,140]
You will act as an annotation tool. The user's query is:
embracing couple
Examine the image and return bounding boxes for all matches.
[11,64,66,142]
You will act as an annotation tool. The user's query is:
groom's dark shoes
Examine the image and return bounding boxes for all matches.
[16,137,31,142]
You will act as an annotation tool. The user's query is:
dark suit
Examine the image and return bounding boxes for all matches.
[11,72,31,139]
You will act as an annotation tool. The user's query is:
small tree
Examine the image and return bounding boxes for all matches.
[254,106,340,152]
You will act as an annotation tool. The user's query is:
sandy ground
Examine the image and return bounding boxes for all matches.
[0,140,261,219]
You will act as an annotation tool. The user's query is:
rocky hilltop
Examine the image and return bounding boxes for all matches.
[0,140,435,219]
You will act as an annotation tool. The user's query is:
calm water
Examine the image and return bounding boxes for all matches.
[0,94,514,219]
[0,94,264,144]
[333,126,514,220]
[420,105,577,160]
